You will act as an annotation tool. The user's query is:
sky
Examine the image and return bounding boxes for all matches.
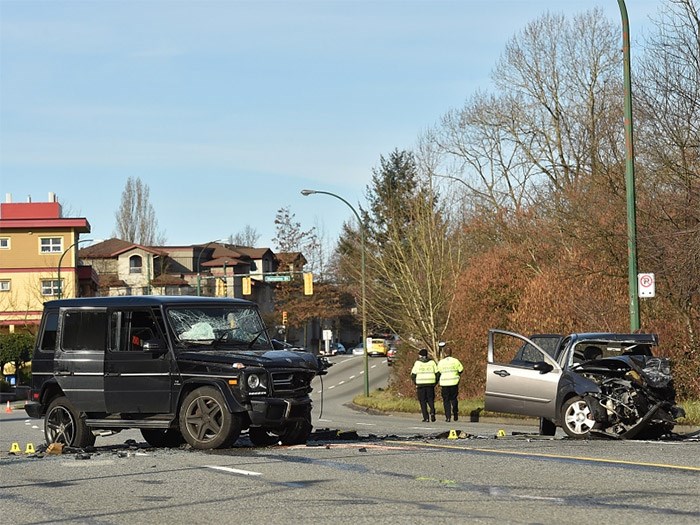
[0,0,661,251]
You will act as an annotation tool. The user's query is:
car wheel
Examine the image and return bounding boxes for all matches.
[140,428,185,448]
[249,418,313,447]
[561,396,596,438]
[44,396,96,448]
[538,417,557,436]
[179,387,241,449]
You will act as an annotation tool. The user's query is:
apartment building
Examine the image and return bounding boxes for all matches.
[0,193,93,331]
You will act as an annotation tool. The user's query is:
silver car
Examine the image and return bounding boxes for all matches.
[484,329,685,439]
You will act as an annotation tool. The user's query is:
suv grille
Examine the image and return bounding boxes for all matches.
[270,369,315,397]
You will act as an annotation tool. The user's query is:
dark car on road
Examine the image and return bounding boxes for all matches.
[25,296,326,450]
[485,329,685,439]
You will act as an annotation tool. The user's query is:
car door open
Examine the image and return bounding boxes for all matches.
[484,329,561,419]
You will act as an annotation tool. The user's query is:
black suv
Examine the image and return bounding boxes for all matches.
[25,296,324,449]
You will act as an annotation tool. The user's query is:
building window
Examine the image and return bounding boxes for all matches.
[129,255,143,273]
[0,280,10,292]
[40,237,63,253]
[0,238,9,249]
[41,279,61,296]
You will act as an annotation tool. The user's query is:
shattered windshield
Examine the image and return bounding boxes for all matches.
[166,305,271,350]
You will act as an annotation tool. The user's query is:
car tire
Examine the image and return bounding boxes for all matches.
[44,396,96,448]
[561,396,596,438]
[179,387,241,449]
[140,428,185,448]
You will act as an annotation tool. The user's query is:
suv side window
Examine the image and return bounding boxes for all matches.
[111,309,163,352]
[39,311,59,352]
[62,310,109,351]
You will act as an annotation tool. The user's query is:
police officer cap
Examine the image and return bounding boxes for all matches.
[418,349,428,357]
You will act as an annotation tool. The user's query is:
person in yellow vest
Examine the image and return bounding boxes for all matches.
[411,348,438,422]
[437,343,464,422]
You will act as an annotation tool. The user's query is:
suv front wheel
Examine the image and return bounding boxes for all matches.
[44,396,96,448]
[179,387,242,449]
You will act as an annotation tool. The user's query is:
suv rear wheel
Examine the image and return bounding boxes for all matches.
[45,396,96,448]
[179,387,241,449]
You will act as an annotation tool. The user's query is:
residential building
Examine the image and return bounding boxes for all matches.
[0,193,93,331]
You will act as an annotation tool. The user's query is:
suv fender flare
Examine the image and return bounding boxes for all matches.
[177,378,246,415]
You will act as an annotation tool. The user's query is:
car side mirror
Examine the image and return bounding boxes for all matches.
[142,340,167,355]
[533,361,554,374]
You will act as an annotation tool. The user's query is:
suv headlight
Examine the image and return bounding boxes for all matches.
[245,372,268,395]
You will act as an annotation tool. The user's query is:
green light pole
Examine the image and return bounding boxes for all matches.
[301,189,369,397]
[57,238,93,299]
[617,0,640,331]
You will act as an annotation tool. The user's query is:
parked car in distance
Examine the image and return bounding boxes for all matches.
[485,329,685,439]
[386,345,397,365]
[321,342,346,356]
[351,343,365,356]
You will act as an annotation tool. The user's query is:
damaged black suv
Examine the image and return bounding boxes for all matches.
[25,296,324,449]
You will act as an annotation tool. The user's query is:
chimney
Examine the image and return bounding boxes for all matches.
[5,193,11,203]
[49,192,56,202]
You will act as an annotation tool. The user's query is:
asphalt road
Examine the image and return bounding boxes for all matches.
[2,355,699,525]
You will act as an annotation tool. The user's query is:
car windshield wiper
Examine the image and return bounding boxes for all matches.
[248,328,268,349]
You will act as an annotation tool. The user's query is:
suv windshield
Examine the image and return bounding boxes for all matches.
[166,305,271,350]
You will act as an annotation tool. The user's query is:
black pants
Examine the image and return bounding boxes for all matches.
[441,385,459,419]
[416,385,436,420]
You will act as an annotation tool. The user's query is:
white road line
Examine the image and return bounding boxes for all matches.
[328,385,336,389]
[338,381,345,385]
[205,465,262,477]
[355,422,376,426]
[349,375,356,379]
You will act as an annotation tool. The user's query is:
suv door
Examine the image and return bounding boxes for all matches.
[55,308,109,412]
[484,329,561,419]
[104,308,173,414]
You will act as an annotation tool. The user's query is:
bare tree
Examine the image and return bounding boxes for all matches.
[113,177,166,245]
[228,225,260,247]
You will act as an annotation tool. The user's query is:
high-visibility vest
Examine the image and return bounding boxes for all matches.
[411,360,438,385]
[438,356,464,386]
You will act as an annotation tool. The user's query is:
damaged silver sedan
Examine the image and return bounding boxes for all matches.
[485,330,686,439]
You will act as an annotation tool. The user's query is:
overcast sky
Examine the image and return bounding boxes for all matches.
[0,0,660,250]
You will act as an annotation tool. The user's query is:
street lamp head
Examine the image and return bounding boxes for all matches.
[300,189,316,196]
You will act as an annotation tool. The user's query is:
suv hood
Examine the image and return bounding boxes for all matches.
[177,349,320,371]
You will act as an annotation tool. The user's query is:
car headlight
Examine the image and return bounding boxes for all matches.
[247,374,261,389]
[245,372,268,394]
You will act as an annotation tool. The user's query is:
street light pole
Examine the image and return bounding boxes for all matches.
[301,189,369,397]
[196,239,223,296]
[57,238,93,300]
[617,0,640,331]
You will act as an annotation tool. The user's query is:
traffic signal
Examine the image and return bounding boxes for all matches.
[242,277,251,295]
[282,311,288,325]
[303,272,313,295]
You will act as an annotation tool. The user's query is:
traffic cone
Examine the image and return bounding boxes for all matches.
[5,401,12,413]
[9,442,21,454]
[24,443,36,454]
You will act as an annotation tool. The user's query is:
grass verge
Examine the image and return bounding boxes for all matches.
[353,389,700,426]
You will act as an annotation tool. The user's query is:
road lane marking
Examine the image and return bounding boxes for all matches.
[205,465,262,476]
[386,440,700,472]
[355,422,376,426]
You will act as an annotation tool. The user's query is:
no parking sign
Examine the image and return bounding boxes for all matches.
[638,273,655,298]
